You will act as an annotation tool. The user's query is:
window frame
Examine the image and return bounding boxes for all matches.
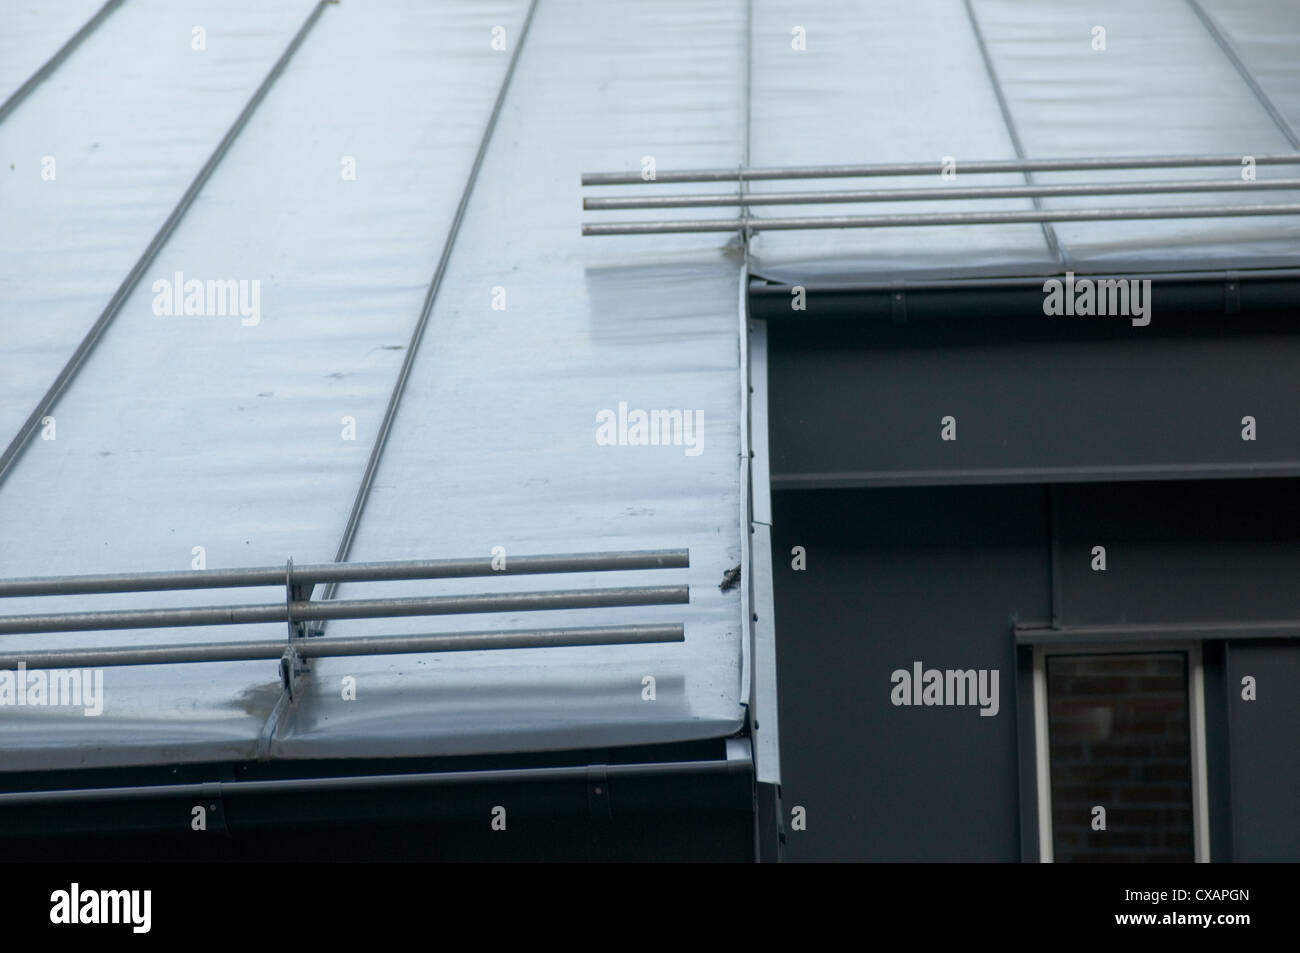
[1032,640,1210,863]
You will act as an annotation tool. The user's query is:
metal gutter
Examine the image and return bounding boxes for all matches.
[748,268,1300,322]
[0,757,749,808]
[772,461,1300,492]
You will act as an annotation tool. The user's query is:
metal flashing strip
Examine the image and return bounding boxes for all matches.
[0,0,334,490]
[737,264,754,710]
[746,318,779,785]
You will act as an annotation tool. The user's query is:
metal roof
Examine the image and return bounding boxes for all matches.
[742,0,1300,283]
[578,0,1300,283]
[3,0,1299,774]
[0,0,747,771]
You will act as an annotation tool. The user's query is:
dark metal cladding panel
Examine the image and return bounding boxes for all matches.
[1053,479,1300,626]
[768,321,1300,488]
[1224,640,1300,860]
[771,485,1047,861]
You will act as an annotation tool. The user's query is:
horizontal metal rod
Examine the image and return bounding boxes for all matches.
[0,758,744,807]
[582,153,1300,185]
[0,549,689,598]
[1015,619,1300,645]
[583,202,1300,235]
[0,586,689,635]
[0,623,685,670]
[584,177,1300,210]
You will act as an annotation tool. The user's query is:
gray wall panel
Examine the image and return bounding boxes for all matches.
[1054,480,1300,626]
[772,485,1047,861]
[769,322,1300,487]
[1225,640,1300,860]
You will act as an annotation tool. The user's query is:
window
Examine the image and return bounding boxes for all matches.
[1033,642,1209,862]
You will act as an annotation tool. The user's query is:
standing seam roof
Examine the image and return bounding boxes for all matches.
[0,0,749,771]
[5,0,1300,772]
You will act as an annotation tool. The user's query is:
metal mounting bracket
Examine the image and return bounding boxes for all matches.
[280,557,310,699]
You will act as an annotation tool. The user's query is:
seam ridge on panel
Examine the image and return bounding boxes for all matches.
[319,0,543,596]
[0,0,127,126]
[1183,0,1300,151]
[260,0,542,761]
[740,0,753,257]
[960,0,1064,269]
[0,0,334,491]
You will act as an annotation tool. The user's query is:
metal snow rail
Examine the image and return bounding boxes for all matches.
[583,177,1300,210]
[0,586,689,635]
[0,549,688,598]
[581,153,1300,186]
[580,153,1300,235]
[0,549,691,696]
[583,203,1300,236]
[0,624,685,671]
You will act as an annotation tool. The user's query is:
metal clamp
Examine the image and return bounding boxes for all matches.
[738,163,751,246]
[281,557,309,699]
